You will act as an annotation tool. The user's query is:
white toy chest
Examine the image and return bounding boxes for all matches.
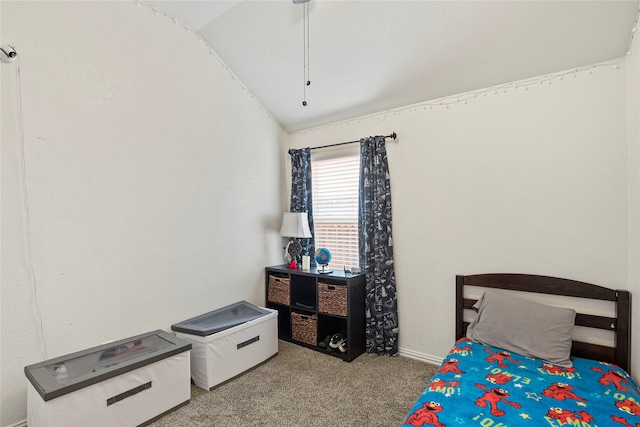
[24,330,192,427]
[171,301,278,390]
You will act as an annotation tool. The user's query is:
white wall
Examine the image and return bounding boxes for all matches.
[0,2,285,425]
[626,25,640,383]
[287,60,631,370]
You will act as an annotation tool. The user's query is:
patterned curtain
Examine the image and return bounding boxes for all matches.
[288,148,315,261]
[358,136,398,356]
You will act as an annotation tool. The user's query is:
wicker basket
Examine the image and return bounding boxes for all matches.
[318,283,348,317]
[268,275,290,305]
[291,312,317,345]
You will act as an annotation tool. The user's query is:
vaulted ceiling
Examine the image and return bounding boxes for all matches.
[146,0,639,133]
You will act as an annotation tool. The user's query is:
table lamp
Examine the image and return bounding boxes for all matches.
[280,212,312,268]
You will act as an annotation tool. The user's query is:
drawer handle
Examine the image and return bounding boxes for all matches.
[237,336,260,349]
[106,381,152,406]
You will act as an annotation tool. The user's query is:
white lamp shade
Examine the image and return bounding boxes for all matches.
[280,212,312,238]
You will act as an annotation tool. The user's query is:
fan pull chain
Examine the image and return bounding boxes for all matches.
[302,1,310,106]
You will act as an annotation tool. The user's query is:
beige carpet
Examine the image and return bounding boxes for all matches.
[148,340,438,427]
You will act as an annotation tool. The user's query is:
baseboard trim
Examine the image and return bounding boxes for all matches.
[398,347,443,366]
[8,420,27,427]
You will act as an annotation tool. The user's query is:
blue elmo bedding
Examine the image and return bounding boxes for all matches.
[404,339,640,427]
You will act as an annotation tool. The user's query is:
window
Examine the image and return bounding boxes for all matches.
[311,151,359,270]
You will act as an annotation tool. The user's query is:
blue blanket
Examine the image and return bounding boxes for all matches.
[404,339,640,427]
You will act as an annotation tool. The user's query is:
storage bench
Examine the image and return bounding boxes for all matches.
[24,330,192,427]
[171,301,278,390]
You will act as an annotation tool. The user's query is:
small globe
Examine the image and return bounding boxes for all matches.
[314,247,332,266]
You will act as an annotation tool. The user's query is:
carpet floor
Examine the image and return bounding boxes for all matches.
[147,340,438,427]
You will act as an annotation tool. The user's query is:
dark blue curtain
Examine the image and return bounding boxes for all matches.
[358,136,398,356]
[288,148,315,261]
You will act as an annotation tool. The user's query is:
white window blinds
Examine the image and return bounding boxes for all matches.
[311,153,360,270]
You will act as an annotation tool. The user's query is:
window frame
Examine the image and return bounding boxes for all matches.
[311,145,360,270]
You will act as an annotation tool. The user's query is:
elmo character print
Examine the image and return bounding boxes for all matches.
[486,372,512,385]
[611,416,640,427]
[540,363,576,375]
[591,367,631,392]
[615,398,640,416]
[437,358,465,375]
[611,399,640,426]
[474,384,521,416]
[405,401,446,427]
[542,382,587,402]
[546,407,594,425]
[484,348,520,368]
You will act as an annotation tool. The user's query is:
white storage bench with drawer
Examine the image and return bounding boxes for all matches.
[171,301,278,390]
[24,330,192,427]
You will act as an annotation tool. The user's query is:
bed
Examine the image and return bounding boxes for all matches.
[403,273,638,427]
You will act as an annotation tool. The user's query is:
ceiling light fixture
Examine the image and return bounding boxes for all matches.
[294,0,311,106]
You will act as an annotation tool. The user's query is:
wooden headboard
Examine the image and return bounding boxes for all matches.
[455,273,632,373]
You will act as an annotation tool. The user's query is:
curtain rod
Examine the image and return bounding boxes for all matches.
[309,132,397,151]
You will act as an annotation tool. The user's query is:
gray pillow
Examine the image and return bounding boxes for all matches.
[466,291,576,367]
